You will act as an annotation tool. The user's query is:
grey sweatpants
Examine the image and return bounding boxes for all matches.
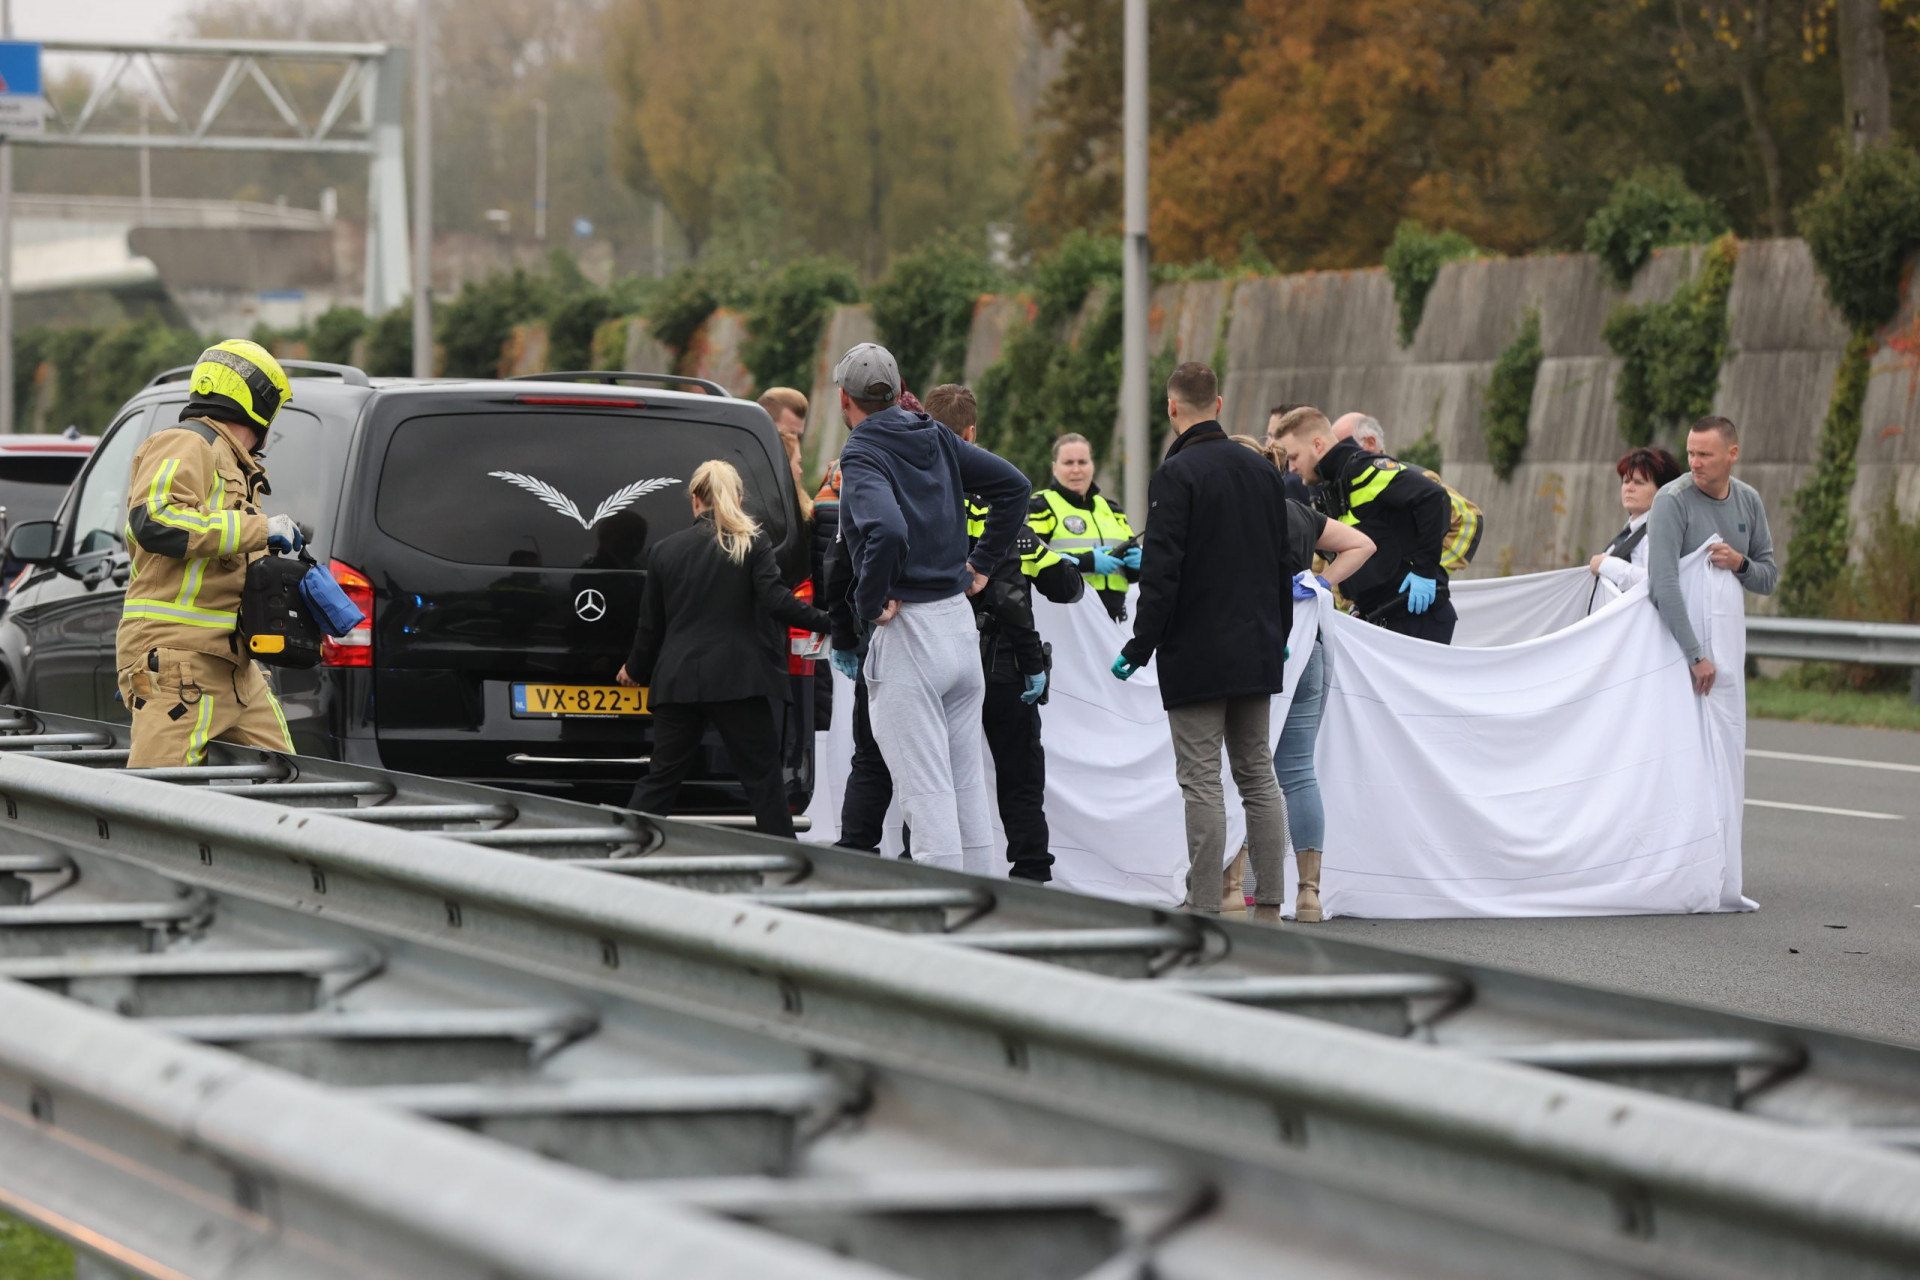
[1168,695,1289,912]
[864,594,994,874]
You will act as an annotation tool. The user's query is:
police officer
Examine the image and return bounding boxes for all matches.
[927,386,1083,882]
[1029,432,1137,622]
[1271,405,1457,644]
[116,339,308,767]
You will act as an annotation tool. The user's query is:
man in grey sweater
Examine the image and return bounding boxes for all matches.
[1646,415,1778,695]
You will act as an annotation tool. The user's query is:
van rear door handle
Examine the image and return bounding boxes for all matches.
[109,560,130,587]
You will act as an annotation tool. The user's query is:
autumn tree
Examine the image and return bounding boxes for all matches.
[606,0,1025,275]
[1022,0,1247,245]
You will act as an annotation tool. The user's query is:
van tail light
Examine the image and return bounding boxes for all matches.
[788,577,821,675]
[320,559,375,668]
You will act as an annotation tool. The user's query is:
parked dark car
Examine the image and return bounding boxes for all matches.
[0,364,819,812]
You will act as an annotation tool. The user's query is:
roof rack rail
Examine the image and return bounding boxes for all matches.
[145,360,373,390]
[508,370,731,398]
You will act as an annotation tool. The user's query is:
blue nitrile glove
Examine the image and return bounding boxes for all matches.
[830,648,861,681]
[1292,572,1316,601]
[299,564,365,637]
[1316,574,1331,592]
[1400,572,1437,615]
[1021,670,1047,705]
[1110,653,1139,681]
[1121,546,1142,570]
[1091,548,1124,576]
[266,513,304,554]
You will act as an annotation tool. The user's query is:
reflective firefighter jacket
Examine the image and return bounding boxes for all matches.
[116,416,272,669]
[968,495,1084,681]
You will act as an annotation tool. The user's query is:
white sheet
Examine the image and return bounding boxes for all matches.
[802,544,1754,918]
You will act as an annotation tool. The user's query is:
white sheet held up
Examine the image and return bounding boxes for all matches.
[1312,543,1754,918]
[804,544,1754,919]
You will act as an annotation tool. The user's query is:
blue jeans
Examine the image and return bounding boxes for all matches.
[1273,640,1325,853]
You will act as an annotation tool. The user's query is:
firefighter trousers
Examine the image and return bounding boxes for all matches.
[117,645,296,768]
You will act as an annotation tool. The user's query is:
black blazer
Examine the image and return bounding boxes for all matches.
[625,518,832,707]
[1120,423,1296,709]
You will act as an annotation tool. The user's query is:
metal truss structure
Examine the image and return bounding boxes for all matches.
[13,38,411,313]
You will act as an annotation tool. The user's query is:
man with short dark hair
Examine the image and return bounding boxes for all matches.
[1272,405,1457,643]
[1647,415,1778,695]
[758,387,808,438]
[827,345,1031,873]
[925,382,1083,882]
[1113,361,1294,918]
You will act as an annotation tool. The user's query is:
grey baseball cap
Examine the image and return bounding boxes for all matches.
[833,342,902,404]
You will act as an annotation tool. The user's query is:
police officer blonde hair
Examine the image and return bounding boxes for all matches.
[689,460,760,565]
[1051,432,1091,462]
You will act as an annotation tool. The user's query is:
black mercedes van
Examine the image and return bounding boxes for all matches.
[0,365,818,812]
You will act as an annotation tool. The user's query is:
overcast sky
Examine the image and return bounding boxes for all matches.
[12,0,197,43]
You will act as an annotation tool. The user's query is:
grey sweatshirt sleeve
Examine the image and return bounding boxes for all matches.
[1736,489,1779,596]
[1647,486,1702,663]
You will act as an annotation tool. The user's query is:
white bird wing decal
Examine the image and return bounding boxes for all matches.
[488,471,591,529]
[588,476,682,529]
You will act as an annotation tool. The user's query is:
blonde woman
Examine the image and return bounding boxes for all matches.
[617,459,830,836]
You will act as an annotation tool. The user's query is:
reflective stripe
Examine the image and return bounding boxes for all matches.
[1033,489,1131,591]
[147,459,221,533]
[186,694,215,766]
[123,599,238,629]
[1443,491,1480,571]
[265,690,295,753]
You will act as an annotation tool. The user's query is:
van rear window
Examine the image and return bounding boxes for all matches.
[373,412,786,569]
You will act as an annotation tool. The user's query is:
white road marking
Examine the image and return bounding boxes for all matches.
[1748,749,1920,775]
[1744,798,1903,821]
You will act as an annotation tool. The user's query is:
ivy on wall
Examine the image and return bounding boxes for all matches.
[1382,221,1478,346]
[1779,331,1873,617]
[1582,166,1728,291]
[1482,306,1542,481]
[1601,233,1738,446]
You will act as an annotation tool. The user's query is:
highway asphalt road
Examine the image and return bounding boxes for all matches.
[1316,716,1920,1047]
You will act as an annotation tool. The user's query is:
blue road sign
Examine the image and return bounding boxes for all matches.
[0,43,42,99]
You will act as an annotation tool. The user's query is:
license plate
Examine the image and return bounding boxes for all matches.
[511,683,650,718]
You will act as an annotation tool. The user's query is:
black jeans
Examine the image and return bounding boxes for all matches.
[631,697,792,838]
[1382,596,1458,645]
[837,676,894,852]
[981,678,1051,882]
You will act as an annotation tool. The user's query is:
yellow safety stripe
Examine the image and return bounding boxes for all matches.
[145,456,241,550]
[186,694,215,766]
[123,599,239,629]
[1442,491,1479,571]
[266,690,295,753]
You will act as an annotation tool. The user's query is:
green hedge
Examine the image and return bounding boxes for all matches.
[362,307,414,378]
[1383,222,1478,345]
[308,305,369,366]
[1602,234,1738,446]
[1799,140,1920,332]
[1779,331,1873,616]
[1583,166,1728,290]
[1482,306,1542,481]
[869,234,1001,394]
[743,257,861,395]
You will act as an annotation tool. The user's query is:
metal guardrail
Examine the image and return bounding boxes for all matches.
[1747,616,1920,702]
[1,724,1919,1277]
[1746,617,1920,666]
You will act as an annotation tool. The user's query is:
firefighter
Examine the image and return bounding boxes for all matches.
[115,339,308,767]
[928,385,1084,883]
[1029,433,1137,622]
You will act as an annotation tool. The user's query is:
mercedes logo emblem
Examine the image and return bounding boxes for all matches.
[574,589,607,622]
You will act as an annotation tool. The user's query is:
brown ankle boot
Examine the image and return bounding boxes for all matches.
[1295,848,1324,923]
[1221,845,1248,914]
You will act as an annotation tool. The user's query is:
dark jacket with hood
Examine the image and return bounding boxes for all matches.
[1308,437,1451,615]
[1121,422,1296,709]
[832,404,1030,635]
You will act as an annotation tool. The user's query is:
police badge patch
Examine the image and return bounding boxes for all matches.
[1063,515,1088,534]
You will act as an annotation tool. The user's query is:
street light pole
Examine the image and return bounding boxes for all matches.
[533,98,547,242]
[411,0,432,378]
[1120,0,1149,520]
[1,0,15,436]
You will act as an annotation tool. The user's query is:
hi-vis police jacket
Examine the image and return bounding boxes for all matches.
[116,416,272,670]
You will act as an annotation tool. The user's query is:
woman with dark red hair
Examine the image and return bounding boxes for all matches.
[1589,446,1684,591]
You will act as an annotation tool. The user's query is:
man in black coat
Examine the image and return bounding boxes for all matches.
[1113,362,1295,917]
